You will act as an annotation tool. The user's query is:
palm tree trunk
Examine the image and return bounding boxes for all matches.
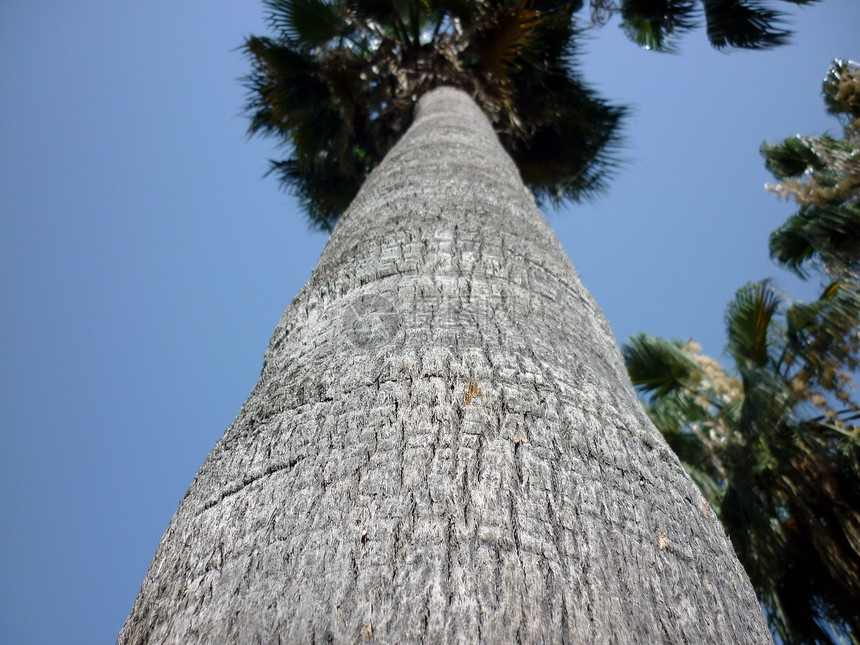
[120,87,771,643]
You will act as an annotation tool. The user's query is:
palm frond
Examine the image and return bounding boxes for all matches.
[510,87,626,202]
[725,281,782,368]
[244,37,330,133]
[623,333,702,396]
[266,0,348,48]
[619,0,698,53]
[465,5,541,78]
[702,0,791,50]
[769,201,860,279]
[761,135,824,180]
[602,0,819,52]
[788,280,860,339]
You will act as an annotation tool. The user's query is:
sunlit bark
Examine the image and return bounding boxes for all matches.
[120,87,770,644]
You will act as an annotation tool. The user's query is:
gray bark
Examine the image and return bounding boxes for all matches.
[120,87,771,643]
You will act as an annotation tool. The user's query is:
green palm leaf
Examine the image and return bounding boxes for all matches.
[761,135,825,180]
[702,0,792,50]
[762,60,859,281]
[619,0,697,53]
[623,333,702,396]
[266,0,348,48]
[770,201,860,279]
[725,281,781,368]
[785,279,860,377]
[611,0,819,52]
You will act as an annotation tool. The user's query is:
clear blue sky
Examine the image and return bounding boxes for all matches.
[1,2,857,642]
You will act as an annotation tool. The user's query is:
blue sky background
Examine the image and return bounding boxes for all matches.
[1,2,857,642]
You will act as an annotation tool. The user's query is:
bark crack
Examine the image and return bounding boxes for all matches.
[198,456,306,513]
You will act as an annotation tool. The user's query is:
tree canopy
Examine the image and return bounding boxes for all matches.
[244,0,624,229]
[243,0,813,229]
[762,58,860,281]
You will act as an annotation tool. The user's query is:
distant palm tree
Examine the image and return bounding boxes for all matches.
[121,1,816,642]
[624,279,860,643]
[626,60,860,643]
[762,59,860,282]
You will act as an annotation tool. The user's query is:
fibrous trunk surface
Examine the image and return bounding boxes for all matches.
[120,87,771,643]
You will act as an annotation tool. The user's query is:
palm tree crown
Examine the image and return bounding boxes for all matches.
[244,0,816,230]
[244,0,628,229]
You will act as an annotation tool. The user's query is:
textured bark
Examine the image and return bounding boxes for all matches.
[120,87,771,643]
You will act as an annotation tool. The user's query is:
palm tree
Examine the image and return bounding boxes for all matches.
[762,59,860,282]
[623,60,860,643]
[120,1,811,641]
[624,279,860,643]
[624,60,860,632]
[625,61,860,643]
